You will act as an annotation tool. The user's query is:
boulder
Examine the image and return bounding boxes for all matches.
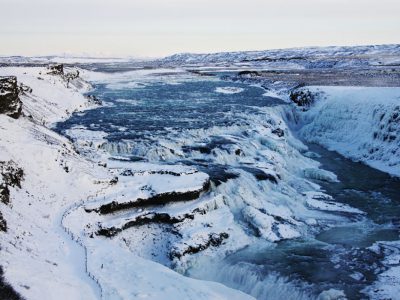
[0,76,22,119]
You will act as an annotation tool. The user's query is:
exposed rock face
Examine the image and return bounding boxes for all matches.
[0,161,24,232]
[95,179,210,214]
[47,64,64,75]
[0,266,23,300]
[0,211,6,232]
[97,212,189,237]
[170,232,229,259]
[0,76,22,119]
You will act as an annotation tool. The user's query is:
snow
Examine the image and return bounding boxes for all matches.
[0,66,95,125]
[0,66,254,299]
[293,86,400,177]
[317,289,347,300]
[2,62,398,299]
[160,44,400,70]
[363,241,400,299]
[87,240,252,300]
[215,87,244,94]
[304,192,365,215]
[303,167,339,182]
[0,114,106,299]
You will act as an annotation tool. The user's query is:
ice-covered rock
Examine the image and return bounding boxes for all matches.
[291,86,400,177]
[317,288,347,300]
[303,167,339,182]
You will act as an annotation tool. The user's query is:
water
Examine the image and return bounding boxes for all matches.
[58,72,283,144]
[56,68,400,299]
[189,145,400,299]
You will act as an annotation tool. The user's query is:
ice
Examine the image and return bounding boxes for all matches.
[215,87,244,94]
[0,66,251,299]
[363,241,400,299]
[293,86,400,177]
[2,60,398,299]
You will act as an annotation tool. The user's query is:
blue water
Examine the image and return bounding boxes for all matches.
[56,68,400,299]
[57,77,283,143]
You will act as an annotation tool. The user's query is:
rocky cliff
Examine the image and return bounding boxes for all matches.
[0,76,22,119]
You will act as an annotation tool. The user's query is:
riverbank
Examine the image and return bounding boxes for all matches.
[0,66,253,300]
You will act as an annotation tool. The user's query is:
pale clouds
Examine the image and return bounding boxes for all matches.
[0,0,399,56]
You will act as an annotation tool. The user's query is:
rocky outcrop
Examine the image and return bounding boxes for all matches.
[0,212,6,232]
[170,232,229,259]
[97,212,191,237]
[47,64,64,75]
[93,179,210,214]
[289,88,315,107]
[0,266,23,300]
[237,70,261,77]
[85,95,102,106]
[0,77,22,119]
[0,161,24,232]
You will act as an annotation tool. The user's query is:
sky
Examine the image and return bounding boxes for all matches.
[0,0,399,57]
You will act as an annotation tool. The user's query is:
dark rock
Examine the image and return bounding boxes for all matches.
[97,212,190,237]
[234,148,243,156]
[0,266,23,300]
[0,161,24,205]
[110,177,119,185]
[0,211,7,232]
[92,179,210,214]
[237,71,261,77]
[0,161,24,189]
[47,64,64,75]
[241,167,278,183]
[272,128,285,137]
[0,76,22,119]
[85,95,102,105]
[170,232,229,259]
[290,89,315,107]
[0,184,10,205]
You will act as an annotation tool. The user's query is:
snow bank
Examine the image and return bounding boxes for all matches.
[293,86,400,177]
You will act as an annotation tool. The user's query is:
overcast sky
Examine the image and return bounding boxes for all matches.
[0,0,399,57]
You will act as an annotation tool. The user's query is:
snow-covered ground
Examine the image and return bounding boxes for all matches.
[1,57,399,299]
[288,86,400,177]
[0,66,254,299]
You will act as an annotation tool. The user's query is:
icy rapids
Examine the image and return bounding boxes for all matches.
[54,67,400,300]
